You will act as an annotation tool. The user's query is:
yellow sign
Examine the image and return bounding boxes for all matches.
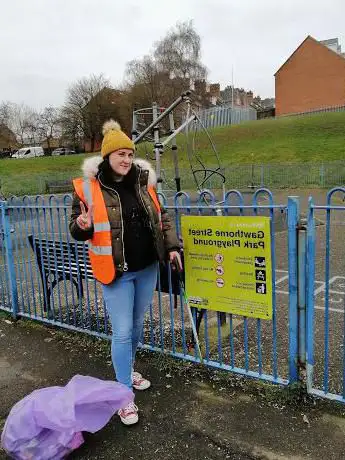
[181,215,273,320]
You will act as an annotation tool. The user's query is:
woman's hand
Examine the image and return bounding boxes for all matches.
[169,251,182,271]
[76,201,93,230]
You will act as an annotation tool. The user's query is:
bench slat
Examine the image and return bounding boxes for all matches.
[40,256,92,272]
[30,236,93,280]
[32,238,87,253]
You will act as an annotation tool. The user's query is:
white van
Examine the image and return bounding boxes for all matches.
[14,147,44,159]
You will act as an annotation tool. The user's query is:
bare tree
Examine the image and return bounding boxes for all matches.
[62,74,125,152]
[59,105,83,150]
[62,74,108,152]
[125,20,207,116]
[0,101,13,128]
[25,110,41,146]
[125,56,170,106]
[4,103,38,145]
[0,102,18,152]
[154,20,207,83]
[1,103,60,149]
[38,106,61,153]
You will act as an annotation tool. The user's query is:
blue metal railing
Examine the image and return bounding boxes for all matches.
[0,190,299,387]
[4,188,345,402]
[194,105,257,130]
[306,187,345,402]
[278,104,345,118]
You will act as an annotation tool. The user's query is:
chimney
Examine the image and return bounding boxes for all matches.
[194,79,207,94]
[209,83,220,98]
[246,91,254,106]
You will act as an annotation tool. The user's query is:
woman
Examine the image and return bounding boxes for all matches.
[69,120,181,426]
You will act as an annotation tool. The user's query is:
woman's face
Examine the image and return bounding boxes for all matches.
[108,148,134,176]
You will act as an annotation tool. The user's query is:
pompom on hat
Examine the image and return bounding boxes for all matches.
[101,120,135,158]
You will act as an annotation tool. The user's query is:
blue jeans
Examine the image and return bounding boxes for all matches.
[102,263,158,389]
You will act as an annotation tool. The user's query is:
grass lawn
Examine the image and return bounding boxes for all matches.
[157,110,345,167]
[0,154,90,196]
[1,111,345,196]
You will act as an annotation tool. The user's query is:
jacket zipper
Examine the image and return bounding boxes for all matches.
[138,169,150,226]
[98,176,128,272]
[137,169,162,258]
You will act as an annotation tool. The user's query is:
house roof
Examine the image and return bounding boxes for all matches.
[320,38,339,46]
[274,35,345,76]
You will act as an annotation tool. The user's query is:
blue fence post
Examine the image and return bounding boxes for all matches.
[297,219,307,369]
[0,201,18,319]
[306,197,316,393]
[287,196,299,383]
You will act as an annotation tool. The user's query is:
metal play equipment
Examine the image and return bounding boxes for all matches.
[132,91,226,202]
[132,92,229,341]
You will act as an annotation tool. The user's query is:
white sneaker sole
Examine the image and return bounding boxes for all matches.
[118,413,139,425]
[133,380,151,391]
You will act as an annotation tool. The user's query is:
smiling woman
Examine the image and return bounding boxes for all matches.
[108,148,134,176]
[69,120,181,426]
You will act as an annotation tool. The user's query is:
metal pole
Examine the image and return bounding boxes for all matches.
[169,112,181,192]
[192,109,222,167]
[231,67,234,126]
[154,146,162,193]
[173,257,203,363]
[161,114,196,147]
[152,102,160,146]
[133,91,191,145]
[152,102,162,194]
[251,161,254,188]
[287,196,300,383]
[306,197,316,392]
[0,201,18,319]
[231,67,234,110]
[298,222,307,368]
[131,109,138,142]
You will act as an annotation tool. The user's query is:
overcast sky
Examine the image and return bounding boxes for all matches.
[1,0,344,109]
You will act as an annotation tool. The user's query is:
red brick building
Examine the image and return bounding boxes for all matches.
[275,36,345,116]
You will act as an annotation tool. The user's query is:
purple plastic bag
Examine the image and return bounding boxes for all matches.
[1,375,133,460]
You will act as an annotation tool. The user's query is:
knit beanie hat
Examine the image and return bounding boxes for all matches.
[101,120,135,158]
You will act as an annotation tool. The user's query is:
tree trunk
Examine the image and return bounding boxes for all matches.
[90,134,95,153]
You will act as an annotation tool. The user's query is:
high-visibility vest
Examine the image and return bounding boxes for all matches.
[73,177,161,284]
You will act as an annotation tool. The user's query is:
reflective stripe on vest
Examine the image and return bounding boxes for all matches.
[93,222,111,232]
[147,186,162,229]
[82,179,93,207]
[88,243,112,256]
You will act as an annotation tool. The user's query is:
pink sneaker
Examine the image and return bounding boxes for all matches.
[132,371,151,391]
[118,402,139,425]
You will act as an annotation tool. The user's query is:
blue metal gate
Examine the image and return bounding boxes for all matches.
[306,187,345,402]
[0,189,305,388]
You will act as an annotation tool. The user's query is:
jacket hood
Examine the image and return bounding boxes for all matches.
[81,155,157,187]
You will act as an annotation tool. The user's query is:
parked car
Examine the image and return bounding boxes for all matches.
[12,147,44,159]
[0,150,12,159]
[52,148,76,156]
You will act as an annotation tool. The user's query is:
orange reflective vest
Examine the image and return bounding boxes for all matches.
[73,177,161,284]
